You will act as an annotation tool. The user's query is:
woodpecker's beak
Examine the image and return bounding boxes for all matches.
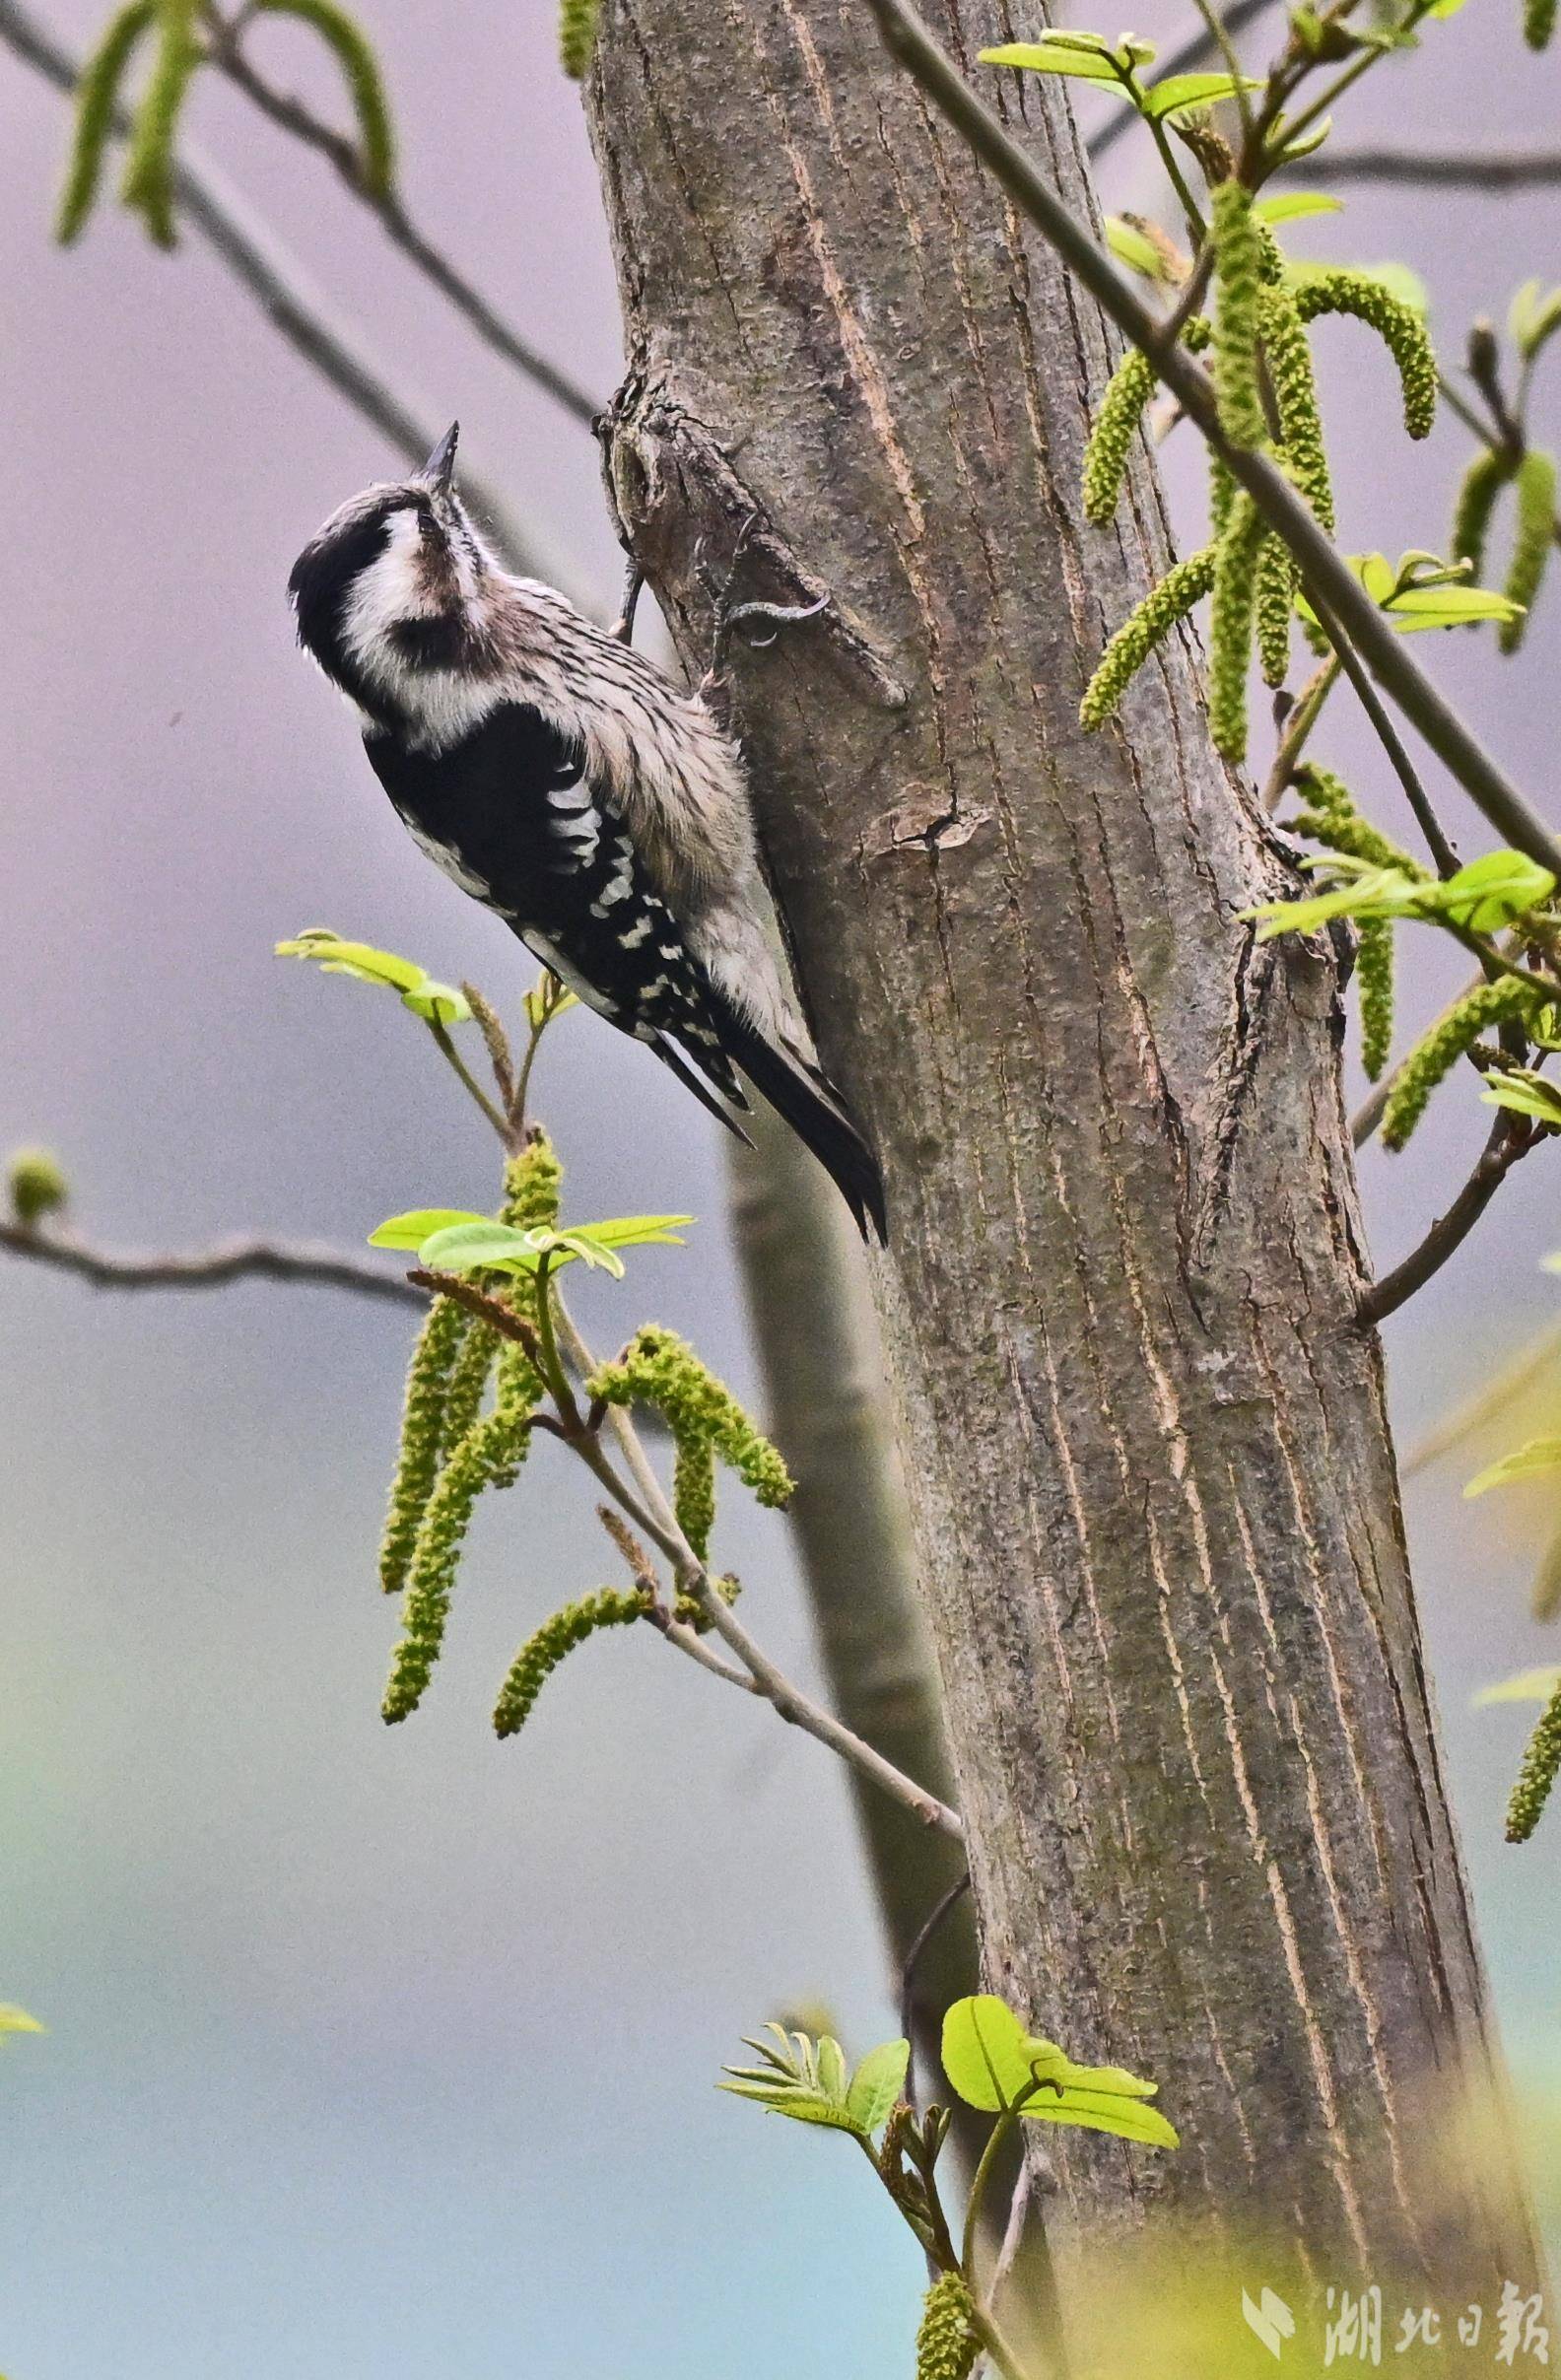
[422,420,459,496]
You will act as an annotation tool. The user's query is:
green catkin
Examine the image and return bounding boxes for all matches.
[119,0,202,247]
[1526,0,1556,48]
[672,1430,717,1563]
[1082,347,1156,524]
[916,2274,981,2380]
[1257,288,1335,533]
[1255,533,1296,688]
[381,1362,537,1722]
[558,0,601,77]
[1498,447,1557,655]
[492,1588,650,1740]
[1356,918,1395,1082]
[254,0,395,195]
[588,1326,793,1509]
[1292,272,1437,441]
[1451,447,1515,577]
[1210,180,1266,449]
[1080,544,1218,731]
[1208,495,1266,761]
[435,1320,500,1472]
[55,0,158,242]
[378,1295,470,1597]
[1506,1674,1561,1841]
[503,1130,564,1237]
[1290,765,1423,877]
[1381,977,1540,1152]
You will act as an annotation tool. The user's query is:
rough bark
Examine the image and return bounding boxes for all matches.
[583,0,1539,2309]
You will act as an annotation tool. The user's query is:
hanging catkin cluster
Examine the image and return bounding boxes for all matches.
[1506,1677,1561,1841]
[1078,201,1440,756]
[915,2274,981,2380]
[558,0,601,77]
[59,0,394,247]
[376,1133,561,1723]
[1289,766,1423,1082]
[587,1326,794,1530]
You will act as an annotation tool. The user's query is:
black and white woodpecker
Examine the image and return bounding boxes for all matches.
[287,423,886,1241]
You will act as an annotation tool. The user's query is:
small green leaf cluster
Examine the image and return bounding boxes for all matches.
[370,1206,693,1284]
[980,29,1256,119]
[939,1995,1179,2144]
[277,929,471,1026]
[558,0,601,79]
[60,0,395,248]
[721,2023,911,2137]
[492,1587,650,1739]
[7,1147,68,1228]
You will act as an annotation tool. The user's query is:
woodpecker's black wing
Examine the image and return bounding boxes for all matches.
[362,702,887,1238]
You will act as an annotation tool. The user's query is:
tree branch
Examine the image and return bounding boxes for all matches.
[1290,147,1561,189]
[1357,1116,1537,1326]
[204,11,600,431]
[0,1218,424,1305]
[866,0,1561,884]
[0,0,581,596]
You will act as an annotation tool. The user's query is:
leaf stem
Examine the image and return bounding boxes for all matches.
[426,1019,520,1147]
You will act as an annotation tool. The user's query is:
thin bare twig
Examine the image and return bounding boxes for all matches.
[1289,148,1561,190]
[0,0,581,595]
[1358,1117,1538,1327]
[0,1218,423,1305]
[204,11,600,431]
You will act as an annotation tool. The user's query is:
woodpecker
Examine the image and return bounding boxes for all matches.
[287,424,887,1240]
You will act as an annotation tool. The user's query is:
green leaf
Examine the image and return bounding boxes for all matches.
[1105,216,1170,281]
[0,2006,44,2038]
[543,1230,627,1279]
[1141,69,1262,117]
[1464,1437,1561,1498]
[401,979,472,1025]
[369,1207,490,1251]
[847,2038,912,2135]
[1243,865,1423,941]
[564,1214,696,1253]
[1511,280,1561,365]
[1424,0,1470,17]
[1386,586,1525,632]
[1474,1666,1561,1707]
[979,37,1130,84]
[1254,191,1343,225]
[416,1220,544,1276]
[1483,1070,1561,1128]
[942,1995,1040,2111]
[719,2026,861,2134]
[1422,850,1556,931]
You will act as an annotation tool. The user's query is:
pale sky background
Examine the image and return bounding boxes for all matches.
[2,2,1559,2374]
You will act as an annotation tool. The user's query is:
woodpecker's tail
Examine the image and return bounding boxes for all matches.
[706,999,888,1244]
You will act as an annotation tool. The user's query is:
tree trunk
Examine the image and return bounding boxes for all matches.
[583,0,1540,2316]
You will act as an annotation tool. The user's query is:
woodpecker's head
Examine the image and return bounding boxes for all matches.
[289,423,502,726]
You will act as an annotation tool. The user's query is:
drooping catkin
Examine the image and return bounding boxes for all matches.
[492,1588,650,1739]
[378,1296,470,1598]
[1451,447,1515,577]
[1290,764,1422,877]
[1381,977,1541,1152]
[1255,533,1295,688]
[673,1431,717,1563]
[56,0,158,242]
[916,2274,981,2380]
[1355,918,1394,1082]
[1210,180,1266,449]
[503,1129,564,1236]
[587,1326,793,1509]
[1082,346,1156,523]
[559,0,601,77]
[119,0,202,247]
[1257,288,1334,532]
[1498,447,1556,655]
[1208,495,1267,761]
[1080,544,1218,730]
[1506,1674,1561,1841]
[255,0,395,195]
[1526,0,1556,48]
[1292,271,1437,440]
[436,1319,501,1470]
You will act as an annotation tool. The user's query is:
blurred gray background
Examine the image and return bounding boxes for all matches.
[1,2,1558,2371]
